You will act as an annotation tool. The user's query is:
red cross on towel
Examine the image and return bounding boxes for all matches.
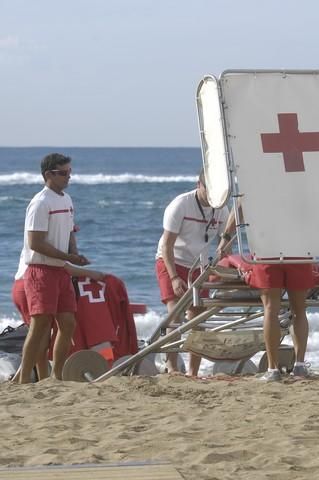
[261,113,319,172]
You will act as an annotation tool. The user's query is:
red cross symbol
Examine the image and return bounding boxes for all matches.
[261,113,319,172]
[78,278,106,303]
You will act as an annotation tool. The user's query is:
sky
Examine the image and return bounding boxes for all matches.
[0,0,318,147]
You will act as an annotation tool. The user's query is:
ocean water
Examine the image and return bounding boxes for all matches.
[0,147,200,314]
[0,147,318,374]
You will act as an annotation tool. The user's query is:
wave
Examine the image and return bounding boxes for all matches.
[98,199,155,207]
[0,195,30,203]
[0,172,196,186]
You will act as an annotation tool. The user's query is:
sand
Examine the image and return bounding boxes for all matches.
[1,373,319,480]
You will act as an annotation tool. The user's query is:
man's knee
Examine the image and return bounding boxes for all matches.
[29,315,52,334]
[56,313,76,335]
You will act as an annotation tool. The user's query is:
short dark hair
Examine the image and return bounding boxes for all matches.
[198,167,206,187]
[41,153,72,180]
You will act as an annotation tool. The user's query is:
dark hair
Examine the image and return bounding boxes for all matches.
[198,167,206,187]
[41,153,72,180]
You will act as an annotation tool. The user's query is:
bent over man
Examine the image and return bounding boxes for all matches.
[156,169,230,376]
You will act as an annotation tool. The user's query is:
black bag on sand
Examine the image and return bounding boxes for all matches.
[0,323,28,354]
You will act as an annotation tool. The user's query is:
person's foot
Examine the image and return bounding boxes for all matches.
[291,364,309,378]
[259,370,282,382]
[167,369,185,376]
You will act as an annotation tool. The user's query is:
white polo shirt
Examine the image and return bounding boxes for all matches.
[156,189,229,268]
[21,186,74,268]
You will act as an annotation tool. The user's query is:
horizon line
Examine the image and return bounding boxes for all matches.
[0,145,200,149]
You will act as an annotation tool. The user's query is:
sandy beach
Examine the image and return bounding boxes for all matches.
[1,373,319,480]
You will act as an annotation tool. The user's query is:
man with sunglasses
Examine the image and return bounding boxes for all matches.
[18,153,89,383]
[155,169,230,376]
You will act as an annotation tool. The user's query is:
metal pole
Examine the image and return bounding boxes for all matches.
[92,306,220,383]
[148,262,213,344]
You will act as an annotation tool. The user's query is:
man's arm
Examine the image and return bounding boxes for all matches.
[161,230,187,296]
[68,231,90,265]
[28,231,89,266]
[217,202,243,257]
[68,231,79,255]
[64,263,105,281]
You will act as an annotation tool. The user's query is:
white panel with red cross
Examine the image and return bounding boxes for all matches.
[220,70,319,259]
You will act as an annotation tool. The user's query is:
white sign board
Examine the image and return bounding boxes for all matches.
[220,70,319,259]
[196,76,230,208]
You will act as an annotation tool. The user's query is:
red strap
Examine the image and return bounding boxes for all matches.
[129,303,147,314]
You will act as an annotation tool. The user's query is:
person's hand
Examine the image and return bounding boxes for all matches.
[216,239,231,259]
[78,255,90,265]
[87,271,106,281]
[171,276,188,297]
[68,254,90,266]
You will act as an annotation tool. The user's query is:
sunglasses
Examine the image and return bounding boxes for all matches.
[49,168,72,177]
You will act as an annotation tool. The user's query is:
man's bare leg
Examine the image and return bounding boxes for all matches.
[188,353,201,377]
[165,300,181,373]
[19,315,52,384]
[187,306,205,376]
[33,326,51,380]
[13,319,52,383]
[260,288,282,369]
[288,290,308,362]
[51,312,75,380]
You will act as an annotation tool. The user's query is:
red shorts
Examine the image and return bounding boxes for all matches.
[11,279,31,325]
[156,258,208,304]
[24,265,77,316]
[249,263,314,290]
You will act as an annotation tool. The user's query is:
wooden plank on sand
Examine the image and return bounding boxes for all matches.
[0,462,184,480]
